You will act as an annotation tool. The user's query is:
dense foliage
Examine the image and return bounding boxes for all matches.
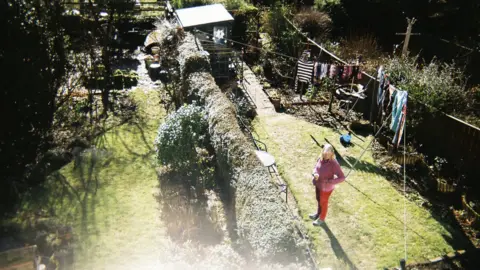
[385,56,471,115]
[0,0,68,209]
[293,8,332,40]
[155,104,209,171]
[260,4,302,57]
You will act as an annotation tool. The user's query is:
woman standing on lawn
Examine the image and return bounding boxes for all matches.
[310,143,346,226]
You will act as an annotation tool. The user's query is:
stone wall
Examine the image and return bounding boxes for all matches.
[157,25,303,261]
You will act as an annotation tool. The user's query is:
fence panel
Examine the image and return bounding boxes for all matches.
[351,70,480,186]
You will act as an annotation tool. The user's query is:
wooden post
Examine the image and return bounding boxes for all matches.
[401,18,417,57]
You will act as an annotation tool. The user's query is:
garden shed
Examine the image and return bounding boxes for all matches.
[174,4,234,78]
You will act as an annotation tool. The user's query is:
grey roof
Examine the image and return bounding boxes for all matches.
[176,4,234,28]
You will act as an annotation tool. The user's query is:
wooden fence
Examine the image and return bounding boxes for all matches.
[357,71,480,186]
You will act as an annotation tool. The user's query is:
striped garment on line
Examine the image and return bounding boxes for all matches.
[296,60,314,82]
[294,59,314,92]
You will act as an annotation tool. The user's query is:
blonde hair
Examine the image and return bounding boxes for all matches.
[320,143,336,161]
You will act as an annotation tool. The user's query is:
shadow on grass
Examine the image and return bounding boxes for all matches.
[334,153,474,257]
[343,155,474,250]
[156,169,223,246]
[321,224,358,270]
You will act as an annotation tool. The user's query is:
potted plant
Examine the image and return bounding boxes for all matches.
[269,89,281,110]
[151,46,160,55]
[144,55,154,69]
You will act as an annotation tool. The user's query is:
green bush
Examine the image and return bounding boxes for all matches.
[260,4,303,57]
[155,103,209,171]
[170,0,211,9]
[385,56,471,115]
[259,4,303,81]
[224,0,256,11]
[306,77,334,100]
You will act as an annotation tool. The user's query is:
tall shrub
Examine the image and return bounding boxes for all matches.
[293,8,332,40]
[1,0,67,209]
[155,103,209,171]
[260,4,302,57]
[385,56,470,115]
[260,4,303,80]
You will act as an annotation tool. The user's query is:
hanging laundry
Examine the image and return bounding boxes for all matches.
[296,59,314,83]
[393,103,407,146]
[384,85,395,115]
[377,66,384,105]
[342,66,353,80]
[390,89,408,137]
[341,66,348,79]
[352,66,362,80]
[294,59,314,93]
[320,63,329,79]
[357,66,363,80]
[313,62,322,83]
[329,64,337,79]
[316,62,322,80]
[337,65,344,80]
[352,66,359,79]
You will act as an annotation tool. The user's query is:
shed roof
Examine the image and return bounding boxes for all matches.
[175,4,234,28]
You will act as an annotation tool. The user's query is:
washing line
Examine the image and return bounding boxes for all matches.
[283,12,467,130]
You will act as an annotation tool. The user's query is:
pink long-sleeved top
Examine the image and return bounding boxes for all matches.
[312,159,346,192]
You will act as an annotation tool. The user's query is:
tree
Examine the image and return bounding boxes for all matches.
[0,0,68,208]
[83,0,135,117]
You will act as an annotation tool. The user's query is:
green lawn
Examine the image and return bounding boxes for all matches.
[10,88,167,269]
[252,113,468,269]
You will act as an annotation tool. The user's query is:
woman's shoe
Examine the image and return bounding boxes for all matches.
[309,213,319,220]
[312,218,325,226]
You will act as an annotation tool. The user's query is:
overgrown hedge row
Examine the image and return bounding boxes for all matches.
[158,25,304,261]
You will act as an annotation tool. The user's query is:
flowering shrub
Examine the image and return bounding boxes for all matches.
[155,103,208,171]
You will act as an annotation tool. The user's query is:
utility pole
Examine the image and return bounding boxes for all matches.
[395,18,420,57]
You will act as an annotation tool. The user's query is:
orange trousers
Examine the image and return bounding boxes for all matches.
[315,187,333,221]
